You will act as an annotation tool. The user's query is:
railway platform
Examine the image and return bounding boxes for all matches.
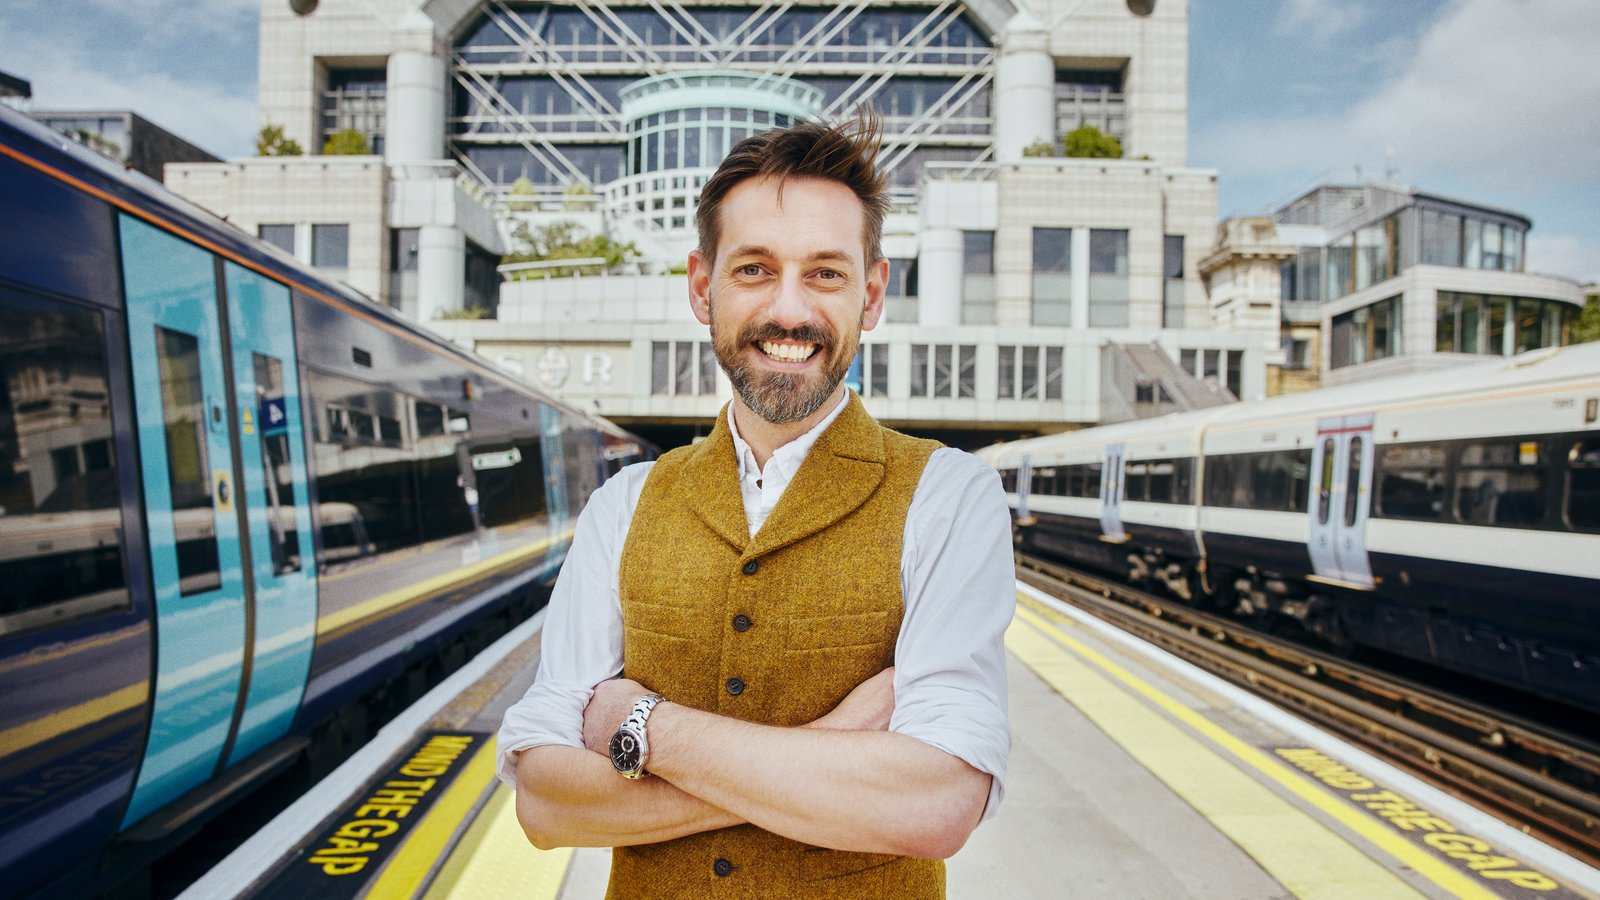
[178,583,1600,900]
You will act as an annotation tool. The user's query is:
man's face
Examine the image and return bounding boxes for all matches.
[688,176,886,426]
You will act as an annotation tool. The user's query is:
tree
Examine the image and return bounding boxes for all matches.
[1576,291,1600,344]
[1062,124,1122,159]
[257,124,303,156]
[502,221,636,278]
[1021,140,1057,158]
[322,128,372,155]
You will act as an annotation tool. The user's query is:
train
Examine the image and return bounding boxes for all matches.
[979,342,1600,712]
[0,105,652,898]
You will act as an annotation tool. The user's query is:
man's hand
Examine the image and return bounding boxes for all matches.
[804,666,895,731]
[582,676,652,755]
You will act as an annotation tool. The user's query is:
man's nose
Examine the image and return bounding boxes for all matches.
[767,271,813,330]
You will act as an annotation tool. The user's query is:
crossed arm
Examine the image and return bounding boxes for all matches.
[513,668,991,858]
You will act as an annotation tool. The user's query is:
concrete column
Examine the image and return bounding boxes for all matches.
[919,228,964,327]
[417,224,464,321]
[994,12,1055,163]
[386,50,445,163]
[1071,227,1091,328]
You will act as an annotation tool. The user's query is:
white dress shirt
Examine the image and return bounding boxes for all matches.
[497,393,1014,818]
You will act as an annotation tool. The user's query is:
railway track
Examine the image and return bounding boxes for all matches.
[1016,552,1600,867]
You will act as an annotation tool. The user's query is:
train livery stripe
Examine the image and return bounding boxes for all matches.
[315,528,574,637]
[420,785,573,900]
[1008,594,1500,900]
[0,683,147,758]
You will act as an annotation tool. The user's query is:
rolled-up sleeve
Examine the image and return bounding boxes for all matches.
[890,448,1014,820]
[494,463,651,786]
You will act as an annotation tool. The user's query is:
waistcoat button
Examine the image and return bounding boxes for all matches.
[732,614,752,632]
[726,677,745,696]
[741,559,759,575]
[713,858,733,877]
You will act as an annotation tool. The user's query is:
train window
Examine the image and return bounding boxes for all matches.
[1032,467,1058,497]
[156,326,223,595]
[307,370,425,565]
[1147,461,1174,503]
[1457,440,1545,527]
[999,468,1017,493]
[416,400,446,438]
[253,353,301,575]
[1344,437,1364,526]
[1172,457,1195,505]
[0,290,130,631]
[1318,439,1335,524]
[1569,439,1600,531]
[1376,443,1446,520]
[1084,462,1102,499]
[1124,462,1147,501]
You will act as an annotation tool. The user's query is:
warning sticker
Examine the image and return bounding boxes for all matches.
[256,732,487,898]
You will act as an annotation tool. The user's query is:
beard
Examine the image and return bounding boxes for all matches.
[710,304,862,426]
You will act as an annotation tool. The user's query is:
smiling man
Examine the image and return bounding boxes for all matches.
[497,116,1013,899]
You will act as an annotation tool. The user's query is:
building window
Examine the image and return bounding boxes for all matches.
[650,341,717,396]
[1437,292,1575,356]
[858,344,889,397]
[885,257,919,324]
[1331,295,1402,368]
[1032,228,1071,326]
[1087,229,1128,327]
[961,231,995,325]
[322,68,386,155]
[260,224,296,256]
[1352,214,1400,292]
[997,345,1060,401]
[1163,234,1184,328]
[312,224,349,270]
[1281,336,1312,370]
[910,344,975,398]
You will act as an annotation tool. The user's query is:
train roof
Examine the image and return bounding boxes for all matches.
[984,342,1600,466]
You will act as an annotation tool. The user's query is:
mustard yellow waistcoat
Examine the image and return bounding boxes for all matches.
[609,394,944,899]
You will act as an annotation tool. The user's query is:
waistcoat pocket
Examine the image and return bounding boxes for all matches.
[797,847,902,882]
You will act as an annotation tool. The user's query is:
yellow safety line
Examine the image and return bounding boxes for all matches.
[364,737,501,900]
[317,529,571,637]
[0,682,146,757]
[421,783,574,900]
[1010,597,1499,900]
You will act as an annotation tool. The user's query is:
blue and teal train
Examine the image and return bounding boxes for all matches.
[0,106,652,898]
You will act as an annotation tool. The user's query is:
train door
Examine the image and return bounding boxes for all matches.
[1015,455,1034,525]
[540,404,570,568]
[220,263,317,766]
[1307,414,1376,588]
[119,217,249,827]
[1099,443,1127,541]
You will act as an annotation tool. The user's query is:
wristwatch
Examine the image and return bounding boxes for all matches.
[609,694,664,779]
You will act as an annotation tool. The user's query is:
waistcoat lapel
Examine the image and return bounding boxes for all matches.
[675,407,749,551]
[745,393,885,560]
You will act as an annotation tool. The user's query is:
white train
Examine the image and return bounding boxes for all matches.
[979,342,1600,711]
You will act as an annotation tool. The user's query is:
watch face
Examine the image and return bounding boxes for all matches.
[610,730,640,772]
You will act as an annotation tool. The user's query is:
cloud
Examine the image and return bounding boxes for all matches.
[2,0,259,158]
[1273,0,1370,42]
[1526,233,1600,287]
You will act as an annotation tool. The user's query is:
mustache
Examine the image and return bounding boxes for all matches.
[738,321,836,348]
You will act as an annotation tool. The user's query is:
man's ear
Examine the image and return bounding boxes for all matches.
[861,256,889,331]
[688,249,712,325]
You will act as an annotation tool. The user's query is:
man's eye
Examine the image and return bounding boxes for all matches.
[818,269,841,280]
[738,264,763,276]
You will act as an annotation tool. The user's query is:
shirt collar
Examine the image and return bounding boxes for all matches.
[728,390,851,484]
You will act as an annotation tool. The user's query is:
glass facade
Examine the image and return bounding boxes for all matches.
[450,4,995,190]
[1436,292,1574,356]
[962,231,995,326]
[323,68,386,155]
[1330,296,1402,368]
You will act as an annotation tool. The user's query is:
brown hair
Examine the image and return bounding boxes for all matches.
[694,111,889,267]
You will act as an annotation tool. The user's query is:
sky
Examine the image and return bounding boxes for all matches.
[2,0,1595,284]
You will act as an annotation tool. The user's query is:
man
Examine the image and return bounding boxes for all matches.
[497,115,1013,898]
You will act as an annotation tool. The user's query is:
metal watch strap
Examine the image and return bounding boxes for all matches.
[617,694,662,778]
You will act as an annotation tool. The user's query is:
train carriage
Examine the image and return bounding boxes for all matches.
[0,106,652,898]
[984,342,1600,711]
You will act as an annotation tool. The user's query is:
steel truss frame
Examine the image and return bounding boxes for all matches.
[450,0,997,189]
